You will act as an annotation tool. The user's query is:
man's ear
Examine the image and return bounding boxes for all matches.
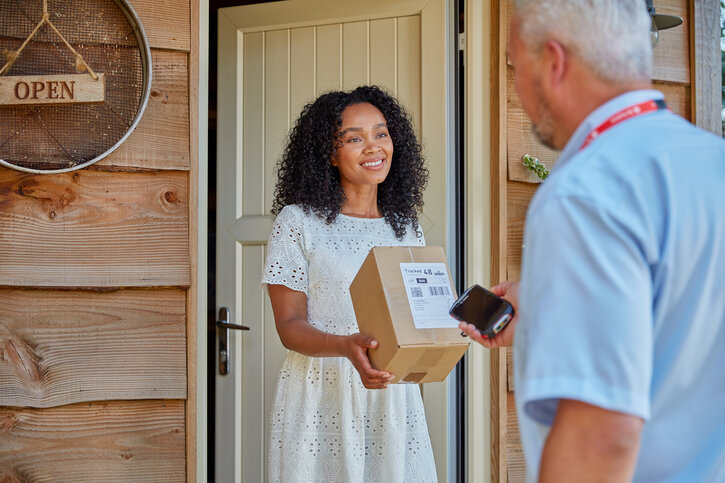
[544,39,568,88]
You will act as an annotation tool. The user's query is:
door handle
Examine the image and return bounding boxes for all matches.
[217,307,249,375]
[217,321,250,330]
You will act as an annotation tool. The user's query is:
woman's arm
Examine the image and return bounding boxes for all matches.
[267,284,395,389]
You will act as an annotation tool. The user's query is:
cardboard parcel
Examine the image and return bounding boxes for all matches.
[349,246,470,384]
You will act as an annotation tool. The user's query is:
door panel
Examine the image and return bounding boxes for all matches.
[216,12,243,483]
[342,21,369,90]
[315,24,342,95]
[264,30,290,214]
[241,245,267,474]
[397,15,422,135]
[290,27,315,118]
[243,32,265,214]
[216,2,452,481]
[370,18,397,89]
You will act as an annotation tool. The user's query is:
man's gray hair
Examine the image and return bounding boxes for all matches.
[514,0,652,83]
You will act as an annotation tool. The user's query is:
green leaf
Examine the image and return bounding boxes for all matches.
[522,154,550,181]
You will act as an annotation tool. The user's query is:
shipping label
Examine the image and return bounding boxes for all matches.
[400,263,457,329]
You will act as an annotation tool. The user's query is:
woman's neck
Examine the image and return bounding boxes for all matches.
[340,184,381,218]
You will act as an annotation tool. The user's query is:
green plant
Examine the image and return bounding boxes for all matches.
[522,154,550,181]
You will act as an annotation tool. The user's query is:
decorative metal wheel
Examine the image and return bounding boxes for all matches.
[0,0,152,173]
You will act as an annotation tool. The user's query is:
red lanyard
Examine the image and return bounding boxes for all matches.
[579,99,667,151]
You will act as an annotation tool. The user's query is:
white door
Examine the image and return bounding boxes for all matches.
[215,0,455,481]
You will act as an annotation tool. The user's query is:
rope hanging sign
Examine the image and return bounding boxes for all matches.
[0,0,106,106]
[0,0,152,173]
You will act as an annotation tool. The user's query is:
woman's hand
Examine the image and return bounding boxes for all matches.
[268,284,394,388]
[341,333,395,389]
[459,280,520,349]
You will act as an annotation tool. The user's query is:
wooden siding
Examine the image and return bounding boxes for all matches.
[690,0,722,134]
[505,181,535,282]
[506,78,692,184]
[100,50,191,170]
[0,1,191,53]
[0,401,185,481]
[651,0,691,84]
[0,0,196,480]
[0,170,190,287]
[0,288,187,408]
[133,0,192,52]
[493,0,710,481]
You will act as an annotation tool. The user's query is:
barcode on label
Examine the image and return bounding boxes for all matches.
[428,286,449,296]
[410,287,423,298]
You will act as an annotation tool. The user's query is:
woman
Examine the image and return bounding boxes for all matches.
[261,85,437,482]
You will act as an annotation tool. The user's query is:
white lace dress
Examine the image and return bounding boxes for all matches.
[261,204,438,483]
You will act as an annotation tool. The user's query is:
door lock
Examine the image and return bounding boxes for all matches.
[217,307,250,375]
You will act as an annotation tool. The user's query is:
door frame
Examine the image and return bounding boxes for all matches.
[213,0,463,481]
[192,0,210,482]
[203,0,496,481]
[462,1,493,482]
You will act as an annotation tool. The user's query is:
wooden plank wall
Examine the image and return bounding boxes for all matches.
[0,0,196,481]
[491,0,714,481]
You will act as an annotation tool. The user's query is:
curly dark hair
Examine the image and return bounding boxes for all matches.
[271,85,428,239]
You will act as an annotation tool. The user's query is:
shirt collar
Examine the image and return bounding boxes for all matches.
[556,89,665,168]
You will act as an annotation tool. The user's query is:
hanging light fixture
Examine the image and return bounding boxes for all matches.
[646,0,683,47]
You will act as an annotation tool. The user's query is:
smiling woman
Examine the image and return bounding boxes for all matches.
[271,85,428,238]
[261,85,437,482]
[330,102,394,209]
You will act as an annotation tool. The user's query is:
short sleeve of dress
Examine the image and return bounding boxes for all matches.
[261,206,309,295]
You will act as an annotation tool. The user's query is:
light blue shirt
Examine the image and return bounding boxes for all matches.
[515,89,725,482]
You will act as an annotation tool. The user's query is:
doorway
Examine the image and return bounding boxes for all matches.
[207,3,275,482]
[207,1,467,481]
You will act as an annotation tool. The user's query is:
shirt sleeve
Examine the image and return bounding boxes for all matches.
[515,195,653,426]
[261,206,309,295]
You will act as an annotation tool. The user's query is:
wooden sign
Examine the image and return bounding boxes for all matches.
[0,73,105,106]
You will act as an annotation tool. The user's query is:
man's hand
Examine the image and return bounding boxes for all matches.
[459,280,520,348]
[341,333,395,389]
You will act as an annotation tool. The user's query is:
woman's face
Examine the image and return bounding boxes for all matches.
[331,102,393,188]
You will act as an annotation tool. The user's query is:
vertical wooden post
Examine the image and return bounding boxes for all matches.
[188,0,202,480]
[690,0,721,135]
[489,0,508,481]
[464,0,494,480]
